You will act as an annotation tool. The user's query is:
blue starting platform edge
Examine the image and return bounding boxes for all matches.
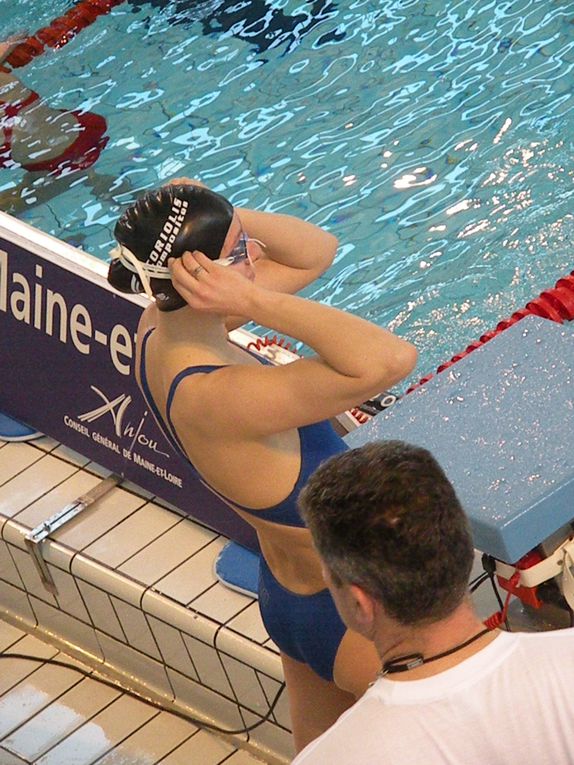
[0,411,43,442]
[215,540,260,598]
[345,315,574,564]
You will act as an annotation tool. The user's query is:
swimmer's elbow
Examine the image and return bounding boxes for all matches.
[375,340,418,389]
[401,341,418,374]
[392,341,418,385]
[316,231,338,273]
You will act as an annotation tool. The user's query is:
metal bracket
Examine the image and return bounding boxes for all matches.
[24,473,122,595]
[495,536,574,610]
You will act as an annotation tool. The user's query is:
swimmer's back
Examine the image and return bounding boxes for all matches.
[136,316,346,524]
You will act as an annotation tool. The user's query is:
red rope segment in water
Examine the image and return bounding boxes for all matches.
[246,335,293,352]
[407,271,574,393]
[2,0,125,71]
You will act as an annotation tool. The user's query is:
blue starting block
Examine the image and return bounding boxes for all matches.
[0,411,43,442]
[215,540,260,597]
[346,316,574,564]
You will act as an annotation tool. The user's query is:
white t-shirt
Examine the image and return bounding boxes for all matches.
[293,628,574,764]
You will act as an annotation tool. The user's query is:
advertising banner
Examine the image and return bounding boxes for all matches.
[0,215,257,550]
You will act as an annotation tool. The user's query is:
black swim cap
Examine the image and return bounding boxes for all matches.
[108,184,234,311]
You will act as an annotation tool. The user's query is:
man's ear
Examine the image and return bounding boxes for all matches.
[348,583,377,633]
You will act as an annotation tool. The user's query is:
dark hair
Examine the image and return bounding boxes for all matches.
[108,183,233,311]
[298,441,474,626]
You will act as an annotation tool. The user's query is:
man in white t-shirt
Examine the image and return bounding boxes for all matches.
[294,440,574,765]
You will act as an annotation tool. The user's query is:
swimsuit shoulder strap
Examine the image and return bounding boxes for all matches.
[139,327,184,456]
[165,343,271,419]
[139,328,228,459]
[165,363,229,455]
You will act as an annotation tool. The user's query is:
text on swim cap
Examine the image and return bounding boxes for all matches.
[149,197,189,267]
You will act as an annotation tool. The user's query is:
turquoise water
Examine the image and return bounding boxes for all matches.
[1,0,573,380]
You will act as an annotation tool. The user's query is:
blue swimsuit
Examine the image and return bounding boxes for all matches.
[140,329,348,680]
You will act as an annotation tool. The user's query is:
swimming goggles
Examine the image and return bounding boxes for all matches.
[109,232,265,300]
[218,232,265,267]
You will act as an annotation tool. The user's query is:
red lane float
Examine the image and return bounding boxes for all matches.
[246,334,293,353]
[2,0,125,72]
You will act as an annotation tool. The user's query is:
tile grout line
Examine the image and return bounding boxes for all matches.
[89,707,163,765]
[0,436,289,762]
[178,624,202,682]
[1,625,269,763]
[105,589,131,644]
[0,744,33,765]
[153,725,204,765]
[146,534,224,591]
[0,448,51,491]
[10,461,88,523]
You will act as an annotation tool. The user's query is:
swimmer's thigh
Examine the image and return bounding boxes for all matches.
[280,650,355,754]
[333,628,381,698]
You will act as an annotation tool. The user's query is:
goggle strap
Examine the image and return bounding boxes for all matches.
[111,245,179,292]
[109,245,157,300]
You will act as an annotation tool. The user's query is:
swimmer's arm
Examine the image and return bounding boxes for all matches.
[234,208,338,294]
[167,179,336,295]
[235,290,417,432]
[223,208,338,330]
[171,253,417,434]
[224,314,256,331]
[167,179,335,329]
[194,320,416,437]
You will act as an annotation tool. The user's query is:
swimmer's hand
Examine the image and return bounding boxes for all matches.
[169,250,257,317]
[168,177,206,188]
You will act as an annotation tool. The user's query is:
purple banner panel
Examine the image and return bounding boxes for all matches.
[0,230,257,550]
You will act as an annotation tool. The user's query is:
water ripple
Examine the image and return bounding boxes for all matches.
[2,0,574,375]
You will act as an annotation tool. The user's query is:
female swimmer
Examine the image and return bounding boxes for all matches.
[108,180,417,751]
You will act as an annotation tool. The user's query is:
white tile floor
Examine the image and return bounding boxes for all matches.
[0,619,267,765]
[0,435,289,763]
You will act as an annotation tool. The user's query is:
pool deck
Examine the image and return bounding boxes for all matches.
[0,435,291,764]
[0,618,264,765]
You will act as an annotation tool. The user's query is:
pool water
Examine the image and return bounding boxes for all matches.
[1,0,573,379]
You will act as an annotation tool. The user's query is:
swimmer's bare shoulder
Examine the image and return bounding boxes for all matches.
[138,302,158,336]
